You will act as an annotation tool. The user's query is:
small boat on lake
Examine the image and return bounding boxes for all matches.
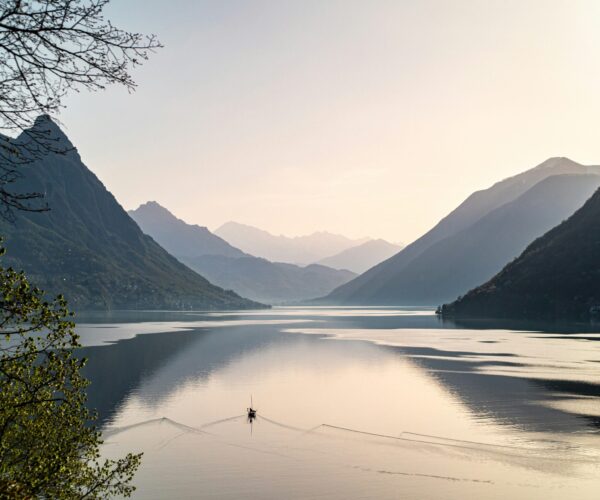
[247,396,257,420]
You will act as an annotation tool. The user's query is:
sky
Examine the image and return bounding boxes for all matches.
[59,0,600,243]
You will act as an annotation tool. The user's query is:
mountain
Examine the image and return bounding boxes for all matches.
[128,201,243,258]
[317,239,403,274]
[214,221,369,265]
[323,158,600,305]
[441,186,600,320]
[0,116,264,311]
[131,202,356,304]
[182,256,355,304]
[356,173,600,304]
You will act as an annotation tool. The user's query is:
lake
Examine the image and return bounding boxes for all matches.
[76,307,600,499]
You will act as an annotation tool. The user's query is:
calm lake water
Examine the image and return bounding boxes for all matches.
[76,307,600,499]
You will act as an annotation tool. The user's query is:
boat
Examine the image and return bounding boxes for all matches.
[247,396,257,420]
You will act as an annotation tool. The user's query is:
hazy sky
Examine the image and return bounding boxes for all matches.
[60,0,600,242]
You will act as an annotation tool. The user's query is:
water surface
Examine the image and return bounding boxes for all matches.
[77,307,600,499]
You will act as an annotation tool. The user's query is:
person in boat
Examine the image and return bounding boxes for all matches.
[247,396,257,419]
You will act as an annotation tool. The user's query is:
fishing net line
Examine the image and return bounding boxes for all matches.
[97,413,600,499]
[102,413,600,468]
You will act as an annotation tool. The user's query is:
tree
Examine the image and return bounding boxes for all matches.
[0,0,161,220]
[0,0,161,496]
[0,249,141,498]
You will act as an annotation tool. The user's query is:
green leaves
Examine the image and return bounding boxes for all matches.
[0,246,141,499]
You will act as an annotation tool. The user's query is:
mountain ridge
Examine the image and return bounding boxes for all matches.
[0,117,264,311]
[441,186,600,319]
[129,202,244,259]
[215,221,370,265]
[317,239,403,274]
[344,173,600,304]
[321,157,600,305]
[131,202,356,304]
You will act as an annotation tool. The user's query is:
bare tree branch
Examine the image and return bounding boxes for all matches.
[0,0,162,221]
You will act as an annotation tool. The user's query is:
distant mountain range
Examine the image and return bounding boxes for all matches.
[321,157,600,305]
[130,202,356,304]
[0,116,263,311]
[317,239,403,274]
[441,186,600,320]
[214,221,370,265]
[12,118,596,316]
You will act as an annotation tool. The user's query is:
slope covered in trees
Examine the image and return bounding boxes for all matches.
[131,202,356,304]
[331,174,600,304]
[441,187,600,319]
[0,117,263,310]
[322,158,600,305]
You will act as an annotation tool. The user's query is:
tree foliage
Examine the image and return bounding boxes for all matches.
[0,247,142,498]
